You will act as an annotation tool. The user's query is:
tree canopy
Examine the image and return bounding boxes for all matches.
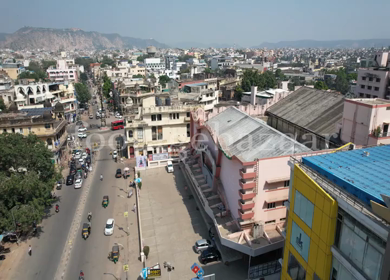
[0,99,6,111]
[75,57,95,72]
[80,73,88,83]
[0,133,61,232]
[100,56,116,68]
[314,81,328,90]
[137,54,148,62]
[133,74,144,79]
[178,54,194,62]
[74,83,91,104]
[240,69,277,92]
[159,75,170,88]
[102,75,112,98]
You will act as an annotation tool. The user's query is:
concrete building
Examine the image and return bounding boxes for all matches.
[183,106,311,258]
[266,87,344,150]
[340,98,390,146]
[355,52,390,99]
[242,88,289,106]
[211,57,234,70]
[125,96,200,158]
[1,64,24,80]
[0,104,68,164]
[144,58,165,70]
[0,71,14,107]
[47,60,79,82]
[282,145,390,280]
[129,64,146,77]
[180,82,219,111]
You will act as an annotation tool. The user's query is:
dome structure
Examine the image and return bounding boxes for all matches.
[53,102,64,113]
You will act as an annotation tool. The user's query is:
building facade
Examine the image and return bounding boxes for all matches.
[0,71,14,107]
[47,60,79,82]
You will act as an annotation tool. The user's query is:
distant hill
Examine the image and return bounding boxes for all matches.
[253,39,390,49]
[0,27,169,50]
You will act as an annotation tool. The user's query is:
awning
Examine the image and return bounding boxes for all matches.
[266,195,289,204]
[266,177,290,184]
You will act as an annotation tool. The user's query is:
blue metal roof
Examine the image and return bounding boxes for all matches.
[302,145,390,207]
[20,107,52,116]
[184,82,207,87]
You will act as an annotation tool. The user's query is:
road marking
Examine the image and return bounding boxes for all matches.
[124,211,128,217]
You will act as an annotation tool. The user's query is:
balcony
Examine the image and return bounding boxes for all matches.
[239,199,255,211]
[239,179,256,190]
[240,168,256,179]
[184,116,191,122]
[238,209,254,220]
[239,189,256,200]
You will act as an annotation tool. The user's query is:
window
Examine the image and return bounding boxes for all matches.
[360,85,365,89]
[151,115,156,121]
[3,129,6,133]
[280,217,286,221]
[187,112,190,117]
[331,257,357,280]
[152,126,157,140]
[45,123,51,129]
[128,130,133,138]
[176,113,179,119]
[157,126,163,140]
[169,113,172,120]
[376,78,381,82]
[374,87,379,91]
[267,202,276,209]
[265,220,275,224]
[294,190,314,228]
[8,96,11,102]
[369,77,373,82]
[287,252,306,280]
[367,86,372,90]
[137,128,143,140]
[187,123,191,137]
[284,180,290,187]
[12,128,15,133]
[359,93,364,97]
[157,114,162,121]
[362,76,366,80]
[386,107,390,110]
[291,222,310,262]
[366,94,371,98]
[19,128,23,134]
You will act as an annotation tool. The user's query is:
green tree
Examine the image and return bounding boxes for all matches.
[0,99,6,111]
[133,74,144,78]
[137,54,148,62]
[234,86,244,101]
[0,133,61,232]
[347,73,357,81]
[159,75,170,88]
[102,75,112,98]
[41,60,56,71]
[75,57,95,72]
[240,69,277,92]
[204,68,212,74]
[74,83,91,104]
[80,73,88,83]
[314,81,328,90]
[100,56,116,67]
[178,54,194,62]
[335,73,349,94]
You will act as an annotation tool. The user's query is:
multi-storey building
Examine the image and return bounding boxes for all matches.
[340,98,390,146]
[0,71,14,107]
[0,103,68,164]
[124,95,200,158]
[144,58,165,70]
[47,60,79,83]
[180,82,219,111]
[282,145,390,280]
[355,52,390,99]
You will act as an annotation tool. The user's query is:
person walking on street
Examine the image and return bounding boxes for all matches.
[132,203,136,212]
[28,245,32,256]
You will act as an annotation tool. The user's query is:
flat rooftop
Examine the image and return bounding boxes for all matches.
[302,145,390,208]
[349,98,390,106]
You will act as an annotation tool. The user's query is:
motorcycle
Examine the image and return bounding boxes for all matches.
[55,205,59,213]
[87,214,92,222]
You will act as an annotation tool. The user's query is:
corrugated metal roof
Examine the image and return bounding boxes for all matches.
[20,107,52,116]
[267,87,344,135]
[303,145,390,207]
[206,107,310,162]
[184,82,208,87]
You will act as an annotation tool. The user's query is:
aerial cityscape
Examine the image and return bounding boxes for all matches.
[0,1,390,280]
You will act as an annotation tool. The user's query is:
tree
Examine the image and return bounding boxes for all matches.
[100,56,116,67]
[314,81,328,90]
[0,99,6,111]
[178,54,194,62]
[74,83,91,104]
[204,68,212,74]
[41,60,56,71]
[75,57,95,72]
[240,69,277,92]
[159,75,170,88]
[102,75,112,98]
[80,73,88,83]
[133,74,144,78]
[137,54,148,62]
[0,133,61,232]
[347,73,358,81]
[234,86,243,101]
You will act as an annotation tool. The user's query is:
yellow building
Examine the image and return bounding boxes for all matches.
[2,67,20,80]
[0,102,68,163]
[282,164,338,280]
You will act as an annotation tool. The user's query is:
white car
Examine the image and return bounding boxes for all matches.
[104,219,115,236]
[78,158,84,164]
[74,178,83,189]
[75,153,81,159]
[89,114,93,119]
[112,151,118,159]
[67,136,72,142]
[78,127,87,132]
[116,115,123,119]
[78,133,87,138]
[82,152,87,159]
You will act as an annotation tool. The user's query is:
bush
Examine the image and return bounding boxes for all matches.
[143,246,150,259]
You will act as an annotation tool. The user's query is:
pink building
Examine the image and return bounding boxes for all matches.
[341,98,390,146]
[182,106,313,257]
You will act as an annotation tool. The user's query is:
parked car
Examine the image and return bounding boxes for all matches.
[86,157,91,164]
[66,175,74,185]
[78,133,87,138]
[112,151,118,159]
[115,169,122,178]
[78,127,87,132]
[69,168,76,176]
[82,152,88,159]
[167,161,174,173]
[89,114,93,119]
[74,178,83,189]
[104,218,115,235]
[200,248,221,264]
[194,239,213,253]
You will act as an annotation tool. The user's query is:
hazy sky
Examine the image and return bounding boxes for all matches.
[1,0,389,47]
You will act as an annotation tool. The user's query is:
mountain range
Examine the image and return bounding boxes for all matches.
[0,27,169,50]
[252,39,390,49]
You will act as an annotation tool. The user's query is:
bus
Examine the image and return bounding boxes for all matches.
[111,120,124,130]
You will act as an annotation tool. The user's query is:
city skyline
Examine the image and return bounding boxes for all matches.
[1,0,390,47]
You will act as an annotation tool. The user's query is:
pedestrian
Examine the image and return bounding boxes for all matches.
[128,189,133,198]
[132,203,136,212]
[28,245,32,256]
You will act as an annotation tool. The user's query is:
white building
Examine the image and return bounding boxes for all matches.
[144,58,165,70]
[210,57,234,70]
[125,95,201,158]
[180,82,219,111]
[47,60,79,83]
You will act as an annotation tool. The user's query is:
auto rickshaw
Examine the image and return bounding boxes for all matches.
[82,222,91,240]
[109,245,120,264]
[102,195,109,208]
